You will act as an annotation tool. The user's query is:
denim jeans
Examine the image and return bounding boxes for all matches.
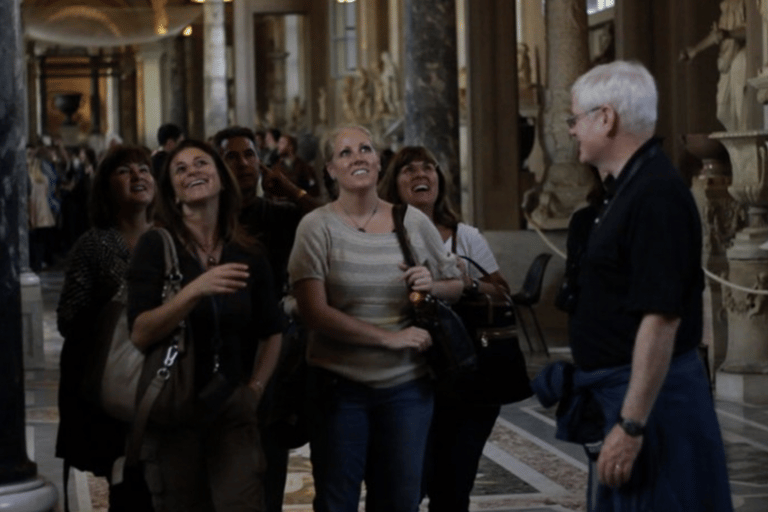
[307,368,434,512]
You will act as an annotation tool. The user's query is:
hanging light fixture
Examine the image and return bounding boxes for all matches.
[183,25,192,36]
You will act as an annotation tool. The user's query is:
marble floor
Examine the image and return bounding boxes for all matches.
[23,270,768,511]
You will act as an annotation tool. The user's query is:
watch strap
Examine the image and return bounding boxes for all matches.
[618,416,645,437]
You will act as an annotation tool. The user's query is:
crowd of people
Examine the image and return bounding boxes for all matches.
[49,59,732,512]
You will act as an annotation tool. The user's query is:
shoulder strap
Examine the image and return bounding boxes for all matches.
[459,254,512,303]
[392,203,417,267]
[126,227,185,467]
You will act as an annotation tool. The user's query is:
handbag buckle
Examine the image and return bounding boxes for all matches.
[163,345,179,368]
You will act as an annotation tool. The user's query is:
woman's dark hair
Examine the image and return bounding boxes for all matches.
[378,145,461,230]
[155,139,253,250]
[89,145,154,229]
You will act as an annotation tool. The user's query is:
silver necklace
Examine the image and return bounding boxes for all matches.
[340,199,380,232]
[193,238,220,267]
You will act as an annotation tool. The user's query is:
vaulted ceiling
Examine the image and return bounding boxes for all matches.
[22,0,202,47]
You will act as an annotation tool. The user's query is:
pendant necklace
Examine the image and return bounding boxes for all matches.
[340,199,379,232]
[193,238,220,268]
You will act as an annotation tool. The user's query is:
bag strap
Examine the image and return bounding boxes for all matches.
[392,203,417,267]
[458,254,513,303]
[450,223,513,304]
[126,227,184,467]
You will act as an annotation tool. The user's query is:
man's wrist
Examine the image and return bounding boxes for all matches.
[617,416,645,437]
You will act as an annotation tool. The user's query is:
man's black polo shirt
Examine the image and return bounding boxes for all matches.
[569,138,704,371]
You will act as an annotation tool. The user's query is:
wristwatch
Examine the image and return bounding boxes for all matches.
[618,416,645,437]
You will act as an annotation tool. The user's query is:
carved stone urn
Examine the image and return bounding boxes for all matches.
[683,133,740,379]
[709,130,768,404]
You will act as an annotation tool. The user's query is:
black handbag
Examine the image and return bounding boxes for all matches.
[447,255,533,406]
[392,204,477,379]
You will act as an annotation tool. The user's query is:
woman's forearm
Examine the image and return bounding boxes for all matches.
[131,283,202,351]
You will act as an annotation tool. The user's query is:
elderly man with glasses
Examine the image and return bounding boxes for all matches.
[534,60,733,512]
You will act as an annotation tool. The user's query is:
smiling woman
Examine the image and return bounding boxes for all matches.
[125,139,283,511]
[379,145,513,512]
[288,127,464,511]
[56,145,156,511]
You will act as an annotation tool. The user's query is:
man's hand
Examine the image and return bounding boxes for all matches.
[596,424,643,488]
[261,162,302,200]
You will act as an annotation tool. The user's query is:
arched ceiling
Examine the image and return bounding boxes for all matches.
[22,0,202,47]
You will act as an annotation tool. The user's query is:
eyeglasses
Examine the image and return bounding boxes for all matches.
[566,106,602,129]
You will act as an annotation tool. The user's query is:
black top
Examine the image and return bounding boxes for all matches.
[239,197,304,295]
[151,150,169,178]
[56,228,131,475]
[126,229,282,391]
[569,138,703,371]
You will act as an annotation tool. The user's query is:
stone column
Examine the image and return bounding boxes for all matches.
[89,55,102,135]
[203,0,228,139]
[38,55,48,137]
[136,43,164,148]
[233,0,257,128]
[167,36,188,131]
[710,130,768,404]
[0,0,59,507]
[465,0,520,229]
[403,0,460,209]
[26,42,39,143]
[528,0,592,230]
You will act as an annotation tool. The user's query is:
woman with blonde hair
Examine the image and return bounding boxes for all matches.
[288,126,463,512]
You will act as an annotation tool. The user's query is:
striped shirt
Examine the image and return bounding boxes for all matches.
[288,204,460,387]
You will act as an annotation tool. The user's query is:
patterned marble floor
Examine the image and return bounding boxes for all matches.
[23,270,768,511]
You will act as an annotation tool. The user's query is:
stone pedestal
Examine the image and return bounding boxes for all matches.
[0,478,57,511]
[711,130,768,404]
[20,272,45,370]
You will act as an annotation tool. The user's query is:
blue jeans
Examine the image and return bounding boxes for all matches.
[307,368,434,512]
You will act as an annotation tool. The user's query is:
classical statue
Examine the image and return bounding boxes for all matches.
[517,43,532,88]
[379,51,400,117]
[372,65,388,120]
[353,68,372,122]
[342,75,356,123]
[317,87,328,126]
[289,96,304,132]
[680,0,747,132]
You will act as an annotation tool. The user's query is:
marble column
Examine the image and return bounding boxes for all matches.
[465,0,520,229]
[167,36,187,131]
[203,0,228,138]
[403,0,461,209]
[233,0,256,128]
[26,42,39,143]
[38,56,48,137]
[710,130,768,404]
[0,0,59,507]
[89,55,101,135]
[137,43,164,148]
[529,0,592,230]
